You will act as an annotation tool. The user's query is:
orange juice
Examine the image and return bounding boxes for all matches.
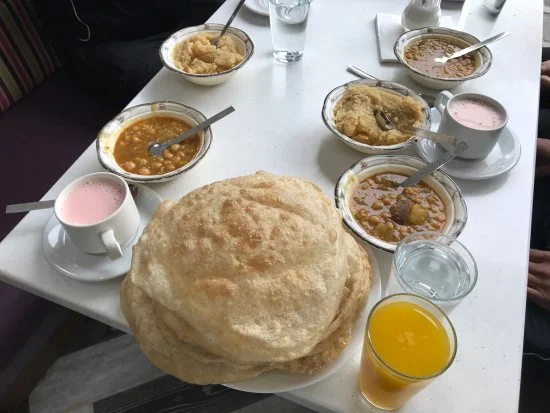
[359,296,455,410]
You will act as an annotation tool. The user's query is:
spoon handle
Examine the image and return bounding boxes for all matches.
[448,31,510,60]
[6,200,55,214]
[399,141,468,187]
[219,0,247,39]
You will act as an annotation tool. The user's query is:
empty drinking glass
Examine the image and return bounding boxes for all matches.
[386,231,478,312]
[268,0,311,62]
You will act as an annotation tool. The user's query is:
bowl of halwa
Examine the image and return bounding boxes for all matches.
[335,155,467,253]
[394,27,492,90]
[322,79,431,155]
[97,101,212,183]
[160,23,254,86]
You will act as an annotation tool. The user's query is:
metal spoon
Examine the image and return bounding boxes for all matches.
[211,0,247,47]
[347,64,436,107]
[399,141,468,187]
[374,109,457,147]
[148,106,234,157]
[434,31,510,64]
[5,184,141,214]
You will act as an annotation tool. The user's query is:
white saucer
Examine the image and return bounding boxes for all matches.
[416,108,521,180]
[43,185,163,282]
[244,0,269,16]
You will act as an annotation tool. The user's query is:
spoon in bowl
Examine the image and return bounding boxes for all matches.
[148,106,234,156]
[433,31,510,64]
[374,109,457,147]
[211,0,247,47]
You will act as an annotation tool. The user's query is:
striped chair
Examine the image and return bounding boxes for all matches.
[0,0,61,112]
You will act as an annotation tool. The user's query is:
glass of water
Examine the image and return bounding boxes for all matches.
[386,232,477,312]
[268,0,311,63]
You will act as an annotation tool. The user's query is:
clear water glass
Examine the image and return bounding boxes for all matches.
[268,0,310,63]
[386,232,478,312]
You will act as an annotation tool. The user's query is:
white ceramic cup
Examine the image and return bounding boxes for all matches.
[54,172,140,260]
[435,90,508,159]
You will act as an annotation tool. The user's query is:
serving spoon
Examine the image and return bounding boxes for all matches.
[148,106,234,156]
[433,31,510,64]
[211,0,247,47]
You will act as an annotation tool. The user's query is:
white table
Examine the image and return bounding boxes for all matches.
[0,0,543,411]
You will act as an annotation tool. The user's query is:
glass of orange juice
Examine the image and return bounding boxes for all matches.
[359,294,457,410]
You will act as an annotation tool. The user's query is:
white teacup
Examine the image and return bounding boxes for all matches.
[435,90,508,159]
[54,172,140,260]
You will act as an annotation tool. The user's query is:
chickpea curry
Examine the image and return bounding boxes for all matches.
[113,115,200,176]
[350,173,447,243]
[404,37,477,79]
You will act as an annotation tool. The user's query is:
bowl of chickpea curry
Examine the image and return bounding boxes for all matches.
[335,155,467,252]
[394,27,492,90]
[97,101,212,183]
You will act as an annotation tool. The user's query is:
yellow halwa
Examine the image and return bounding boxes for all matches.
[333,85,424,146]
[172,33,244,74]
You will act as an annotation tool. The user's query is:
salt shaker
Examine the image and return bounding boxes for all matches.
[401,0,442,31]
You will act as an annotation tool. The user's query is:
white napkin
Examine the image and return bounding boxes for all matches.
[375,13,455,63]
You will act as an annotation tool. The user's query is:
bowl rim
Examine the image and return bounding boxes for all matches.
[96,100,212,183]
[394,27,493,83]
[159,23,255,79]
[334,154,468,253]
[321,78,432,152]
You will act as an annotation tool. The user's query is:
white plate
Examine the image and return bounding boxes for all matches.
[224,247,382,393]
[43,185,163,282]
[416,108,521,180]
[244,0,269,16]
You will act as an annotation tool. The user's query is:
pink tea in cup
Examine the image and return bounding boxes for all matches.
[449,98,505,130]
[60,179,125,225]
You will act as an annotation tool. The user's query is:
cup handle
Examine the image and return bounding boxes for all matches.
[435,90,454,114]
[100,229,123,260]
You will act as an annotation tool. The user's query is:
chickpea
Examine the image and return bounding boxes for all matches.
[420,202,430,210]
[387,222,395,229]
[151,162,163,169]
[431,205,440,213]
[170,143,181,152]
[355,210,368,220]
[163,159,173,166]
[162,150,173,159]
[381,212,391,219]
[137,167,150,175]
[372,200,384,210]
[122,161,136,171]
[389,193,397,199]
[400,227,409,235]
[166,164,176,172]
[138,158,148,166]
[435,213,446,223]
[431,221,442,230]
[178,150,186,158]
[382,196,392,206]
[173,156,181,163]
[367,215,381,224]
[132,137,139,143]
[413,197,422,204]
[403,187,414,195]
